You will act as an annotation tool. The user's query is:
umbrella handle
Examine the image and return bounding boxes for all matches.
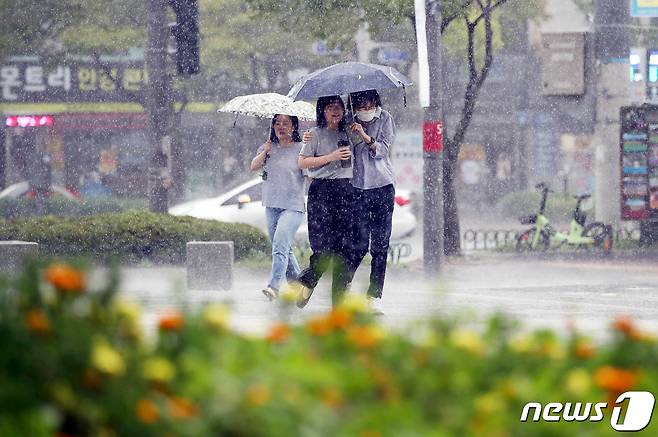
[232,114,239,128]
[401,82,407,108]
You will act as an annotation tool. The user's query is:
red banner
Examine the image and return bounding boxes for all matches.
[423,121,443,153]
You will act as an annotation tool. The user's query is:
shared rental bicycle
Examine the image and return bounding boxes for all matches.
[515,183,613,254]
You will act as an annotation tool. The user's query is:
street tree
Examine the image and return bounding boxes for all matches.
[247,0,543,255]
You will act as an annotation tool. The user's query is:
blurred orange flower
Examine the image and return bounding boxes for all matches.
[321,387,343,408]
[594,366,637,393]
[25,309,50,334]
[82,369,102,390]
[574,341,595,359]
[136,398,159,423]
[613,316,636,336]
[158,309,184,331]
[612,316,651,341]
[168,396,198,419]
[246,383,271,406]
[306,316,332,336]
[267,323,290,343]
[44,263,85,293]
[327,308,352,329]
[347,325,384,349]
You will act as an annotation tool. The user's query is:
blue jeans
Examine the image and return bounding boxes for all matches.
[265,207,304,290]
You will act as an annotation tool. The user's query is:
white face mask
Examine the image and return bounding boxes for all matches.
[356,108,376,122]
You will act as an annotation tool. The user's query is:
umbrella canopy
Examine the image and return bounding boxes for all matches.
[287,62,412,101]
[218,93,316,120]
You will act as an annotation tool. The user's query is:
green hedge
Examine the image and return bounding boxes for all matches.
[0,211,269,262]
[496,190,589,224]
[0,197,147,220]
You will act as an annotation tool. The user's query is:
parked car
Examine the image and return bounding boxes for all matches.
[0,181,80,201]
[169,178,417,242]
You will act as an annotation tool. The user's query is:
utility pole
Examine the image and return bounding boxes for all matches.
[146,0,172,213]
[419,0,444,276]
[0,127,5,190]
[593,0,630,226]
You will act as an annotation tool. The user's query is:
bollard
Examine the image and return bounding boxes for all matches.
[186,241,234,290]
[0,241,39,275]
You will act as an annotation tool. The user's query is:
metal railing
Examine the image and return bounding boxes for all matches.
[461,227,641,251]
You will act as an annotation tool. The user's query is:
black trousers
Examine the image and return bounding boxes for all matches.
[348,184,395,298]
[297,178,354,305]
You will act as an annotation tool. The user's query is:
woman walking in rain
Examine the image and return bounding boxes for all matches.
[295,96,353,308]
[345,89,396,314]
[250,114,306,300]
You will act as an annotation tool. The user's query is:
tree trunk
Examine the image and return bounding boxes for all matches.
[442,2,497,256]
[443,138,461,255]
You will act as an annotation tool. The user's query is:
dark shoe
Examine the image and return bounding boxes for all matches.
[295,284,315,308]
[262,286,279,301]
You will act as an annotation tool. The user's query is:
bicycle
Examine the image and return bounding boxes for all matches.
[515,183,613,254]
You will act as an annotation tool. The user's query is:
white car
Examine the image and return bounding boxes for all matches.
[169,178,417,242]
[0,181,80,201]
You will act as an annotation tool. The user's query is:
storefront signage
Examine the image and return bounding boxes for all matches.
[620,106,658,220]
[0,60,148,103]
[631,0,658,17]
[5,115,53,127]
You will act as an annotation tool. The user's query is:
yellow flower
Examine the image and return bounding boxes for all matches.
[203,303,230,330]
[114,298,141,324]
[475,392,505,415]
[340,293,369,313]
[541,339,566,361]
[278,286,299,304]
[91,339,125,376]
[565,368,591,396]
[143,357,176,384]
[44,263,86,293]
[50,381,77,409]
[509,334,533,354]
[450,329,485,356]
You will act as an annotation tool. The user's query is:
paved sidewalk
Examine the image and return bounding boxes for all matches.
[95,254,658,340]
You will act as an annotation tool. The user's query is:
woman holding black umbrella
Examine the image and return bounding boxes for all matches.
[301,89,396,314]
[345,89,396,314]
[295,96,353,308]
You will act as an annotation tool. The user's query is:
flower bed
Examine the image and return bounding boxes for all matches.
[1,260,656,436]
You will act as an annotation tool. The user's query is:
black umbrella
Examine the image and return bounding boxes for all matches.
[287,62,412,101]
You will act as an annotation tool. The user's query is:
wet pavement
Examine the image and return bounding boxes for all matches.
[96,254,658,340]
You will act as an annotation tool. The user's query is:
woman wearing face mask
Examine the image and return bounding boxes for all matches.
[295,95,354,308]
[346,89,396,314]
[250,114,305,301]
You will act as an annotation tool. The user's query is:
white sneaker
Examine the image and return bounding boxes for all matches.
[368,296,384,315]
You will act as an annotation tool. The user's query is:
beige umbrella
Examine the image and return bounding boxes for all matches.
[219,93,315,120]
